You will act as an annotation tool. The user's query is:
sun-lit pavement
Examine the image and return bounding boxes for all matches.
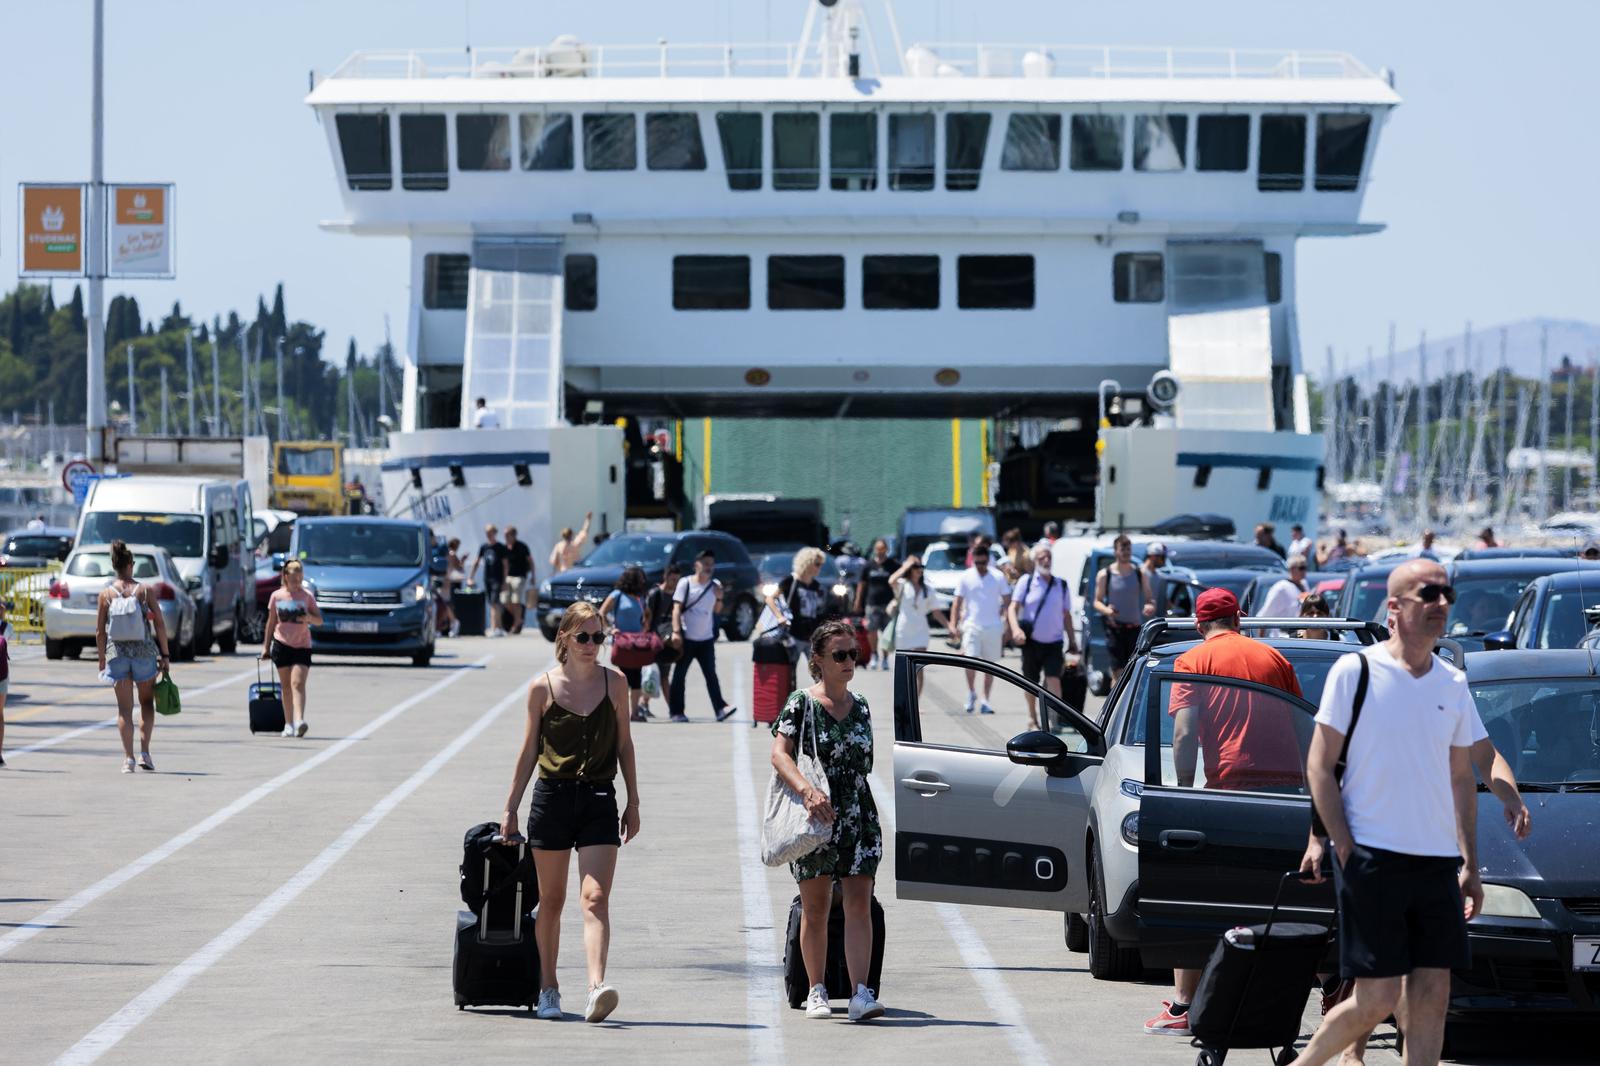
[0,636,1583,1065]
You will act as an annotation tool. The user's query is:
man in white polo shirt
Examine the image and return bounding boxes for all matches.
[1294,559,1482,1066]
[949,535,1011,715]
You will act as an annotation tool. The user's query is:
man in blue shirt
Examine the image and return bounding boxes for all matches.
[1006,543,1080,730]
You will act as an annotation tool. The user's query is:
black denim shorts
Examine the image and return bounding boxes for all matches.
[269,640,313,668]
[526,778,622,851]
[1334,843,1470,978]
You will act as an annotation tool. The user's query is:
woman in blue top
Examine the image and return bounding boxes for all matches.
[601,566,652,722]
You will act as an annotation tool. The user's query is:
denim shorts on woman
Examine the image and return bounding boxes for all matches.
[107,656,158,683]
[526,778,622,850]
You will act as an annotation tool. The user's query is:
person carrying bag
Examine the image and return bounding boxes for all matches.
[761,692,832,865]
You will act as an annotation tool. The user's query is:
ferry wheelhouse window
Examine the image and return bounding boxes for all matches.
[399,114,448,191]
[423,254,470,310]
[1070,115,1124,171]
[1196,114,1249,172]
[862,256,939,310]
[889,113,936,191]
[945,113,991,190]
[1134,115,1187,172]
[958,255,1034,310]
[520,113,574,170]
[565,255,597,312]
[1315,114,1371,192]
[1001,114,1061,171]
[715,113,762,190]
[673,256,749,310]
[1113,253,1164,303]
[335,114,392,190]
[456,114,511,171]
[830,113,877,191]
[646,113,706,170]
[768,256,845,310]
[1264,252,1283,304]
[584,113,637,171]
[1258,114,1307,192]
[773,113,820,190]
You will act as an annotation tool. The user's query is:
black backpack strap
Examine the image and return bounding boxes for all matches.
[1333,652,1370,781]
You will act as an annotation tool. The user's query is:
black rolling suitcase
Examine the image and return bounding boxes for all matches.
[453,822,540,1010]
[783,882,886,1008]
[453,588,486,637]
[1188,871,1331,1066]
[1060,661,1088,711]
[248,662,285,734]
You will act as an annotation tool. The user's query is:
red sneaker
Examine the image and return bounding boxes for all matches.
[1143,1001,1191,1036]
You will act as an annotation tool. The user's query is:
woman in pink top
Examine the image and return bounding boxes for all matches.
[260,559,322,737]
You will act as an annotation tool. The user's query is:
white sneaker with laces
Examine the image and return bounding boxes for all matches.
[584,983,619,1023]
[963,691,977,713]
[138,751,155,772]
[281,723,296,737]
[804,984,832,1019]
[535,987,562,1020]
[122,757,137,774]
[847,984,885,1022]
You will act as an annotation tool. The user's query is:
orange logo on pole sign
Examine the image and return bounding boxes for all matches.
[115,186,165,224]
[21,185,85,274]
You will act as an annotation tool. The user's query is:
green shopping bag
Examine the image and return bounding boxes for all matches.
[153,669,182,716]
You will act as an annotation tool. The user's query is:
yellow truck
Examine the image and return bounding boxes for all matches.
[270,441,346,515]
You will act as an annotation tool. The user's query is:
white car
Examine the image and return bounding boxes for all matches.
[43,543,198,661]
[918,539,1007,614]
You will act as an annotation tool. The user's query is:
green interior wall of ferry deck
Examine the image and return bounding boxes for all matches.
[680,418,990,546]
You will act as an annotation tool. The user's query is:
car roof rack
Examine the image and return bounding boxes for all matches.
[1133,617,1388,655]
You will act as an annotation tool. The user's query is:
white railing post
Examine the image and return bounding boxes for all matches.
[659,38,668,77]
[725,45,733,76]
[1102,45,1111,78]
[1229,49,1238,78]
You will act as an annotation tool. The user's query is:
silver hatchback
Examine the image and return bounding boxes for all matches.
[43,543,197,661]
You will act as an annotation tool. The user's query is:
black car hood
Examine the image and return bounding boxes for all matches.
[548,565,661,591]
[1477,792,1600,898]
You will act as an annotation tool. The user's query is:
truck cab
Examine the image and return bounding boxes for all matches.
[272,442,345,515]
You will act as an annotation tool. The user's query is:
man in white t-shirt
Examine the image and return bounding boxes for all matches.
[949,535,1011,715]
[1288,524,1313,562]
[1257,555,1310,630]
[1293,560,1482,1066]
[668,550,736,723]
[472,397,501,429]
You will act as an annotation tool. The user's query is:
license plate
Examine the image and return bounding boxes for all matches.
[335,620,379,634]
[1575,936,1600,972]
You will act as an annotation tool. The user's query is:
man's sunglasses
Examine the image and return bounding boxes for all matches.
[1406,584,1457,606]
[570,630,608,645]
[829,648,859,664]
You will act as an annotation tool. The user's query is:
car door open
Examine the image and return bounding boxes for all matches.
[892,649,1104,913]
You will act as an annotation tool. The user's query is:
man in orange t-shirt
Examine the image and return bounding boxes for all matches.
[1144,587,1306,1038]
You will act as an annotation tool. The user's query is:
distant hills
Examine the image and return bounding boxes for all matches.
[1320,318,1600,385]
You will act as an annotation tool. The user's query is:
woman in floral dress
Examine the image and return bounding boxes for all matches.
[770,618,885,1022]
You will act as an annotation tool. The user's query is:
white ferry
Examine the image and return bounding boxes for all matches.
[305,0,1399,555]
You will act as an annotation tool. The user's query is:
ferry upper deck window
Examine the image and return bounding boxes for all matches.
[423,254,470,310]
[673,255,750,310]
[646,113,706,171]
[1315,114,1370,192]
[773,113,820,190]
[1070,115,1124,171]
[863,255,939,310]
[768,255,845,310]
[457,114,511,172]
[945,113,991,191]
[1258,114,1306,192]
[830,114,877,191]
[335,114,392,191]
[1113,253,1164,303]
[399,114,448,191]
[716,113,762,190]
[889,113,936,191]
[1001,114,1061,171]
[1196,115,1249,172]
[520,113,574,170]
[1134,115,1187,172]
[565,255,598,312]
[958,255,1035,310]
[1264,252,1283,304]
[584,113,637,171]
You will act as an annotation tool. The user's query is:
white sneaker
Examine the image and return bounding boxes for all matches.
[847,984,885,1022]
[281,723,296,737]
[448,619,460,638]
[979,702,995,715]
[138,751,155,772]
[122,757,137,774]
[964,691,977,714]
[804,984,832,1019]
[584,983,619,1023]
[296,720,308,738]
[535,987,562,1020]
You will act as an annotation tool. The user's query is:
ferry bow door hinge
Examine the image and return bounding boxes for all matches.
[463,238,566,430]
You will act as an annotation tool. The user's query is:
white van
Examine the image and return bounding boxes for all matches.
[77,476,250,654]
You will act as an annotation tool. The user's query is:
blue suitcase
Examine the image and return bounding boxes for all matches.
[248,662,285,734]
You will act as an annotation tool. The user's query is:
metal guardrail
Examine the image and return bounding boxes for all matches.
[0,564,60,635]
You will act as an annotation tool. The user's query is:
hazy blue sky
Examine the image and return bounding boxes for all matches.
[2,1,1596,373]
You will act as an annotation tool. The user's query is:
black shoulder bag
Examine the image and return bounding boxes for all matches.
[1310,652,1371,839]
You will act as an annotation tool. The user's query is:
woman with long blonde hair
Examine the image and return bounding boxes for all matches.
[260,559,322,737]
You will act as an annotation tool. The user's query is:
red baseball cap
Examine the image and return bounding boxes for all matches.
[1194,587,1240,623]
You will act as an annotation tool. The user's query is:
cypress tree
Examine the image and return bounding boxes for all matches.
[269,283,287,338]
[68,285,85,332]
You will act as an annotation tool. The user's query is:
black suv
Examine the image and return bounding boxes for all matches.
[535,530,763,643]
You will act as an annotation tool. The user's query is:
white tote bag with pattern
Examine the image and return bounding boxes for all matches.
[760,694,833,867]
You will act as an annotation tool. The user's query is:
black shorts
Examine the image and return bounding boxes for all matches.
[1106,623,1141,669]
[620,665,642,690]
[526,778,621,851]
[270,640,313,668]
[1334,843,1470,979]
[865,607,892,633]
[1020,638,1065,684]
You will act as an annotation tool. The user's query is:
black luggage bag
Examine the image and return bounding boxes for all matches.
[453,822,540,1010]
[248,662,285,734]
[1060,661,1088,711]
[453,588,487,637]
[783,883,885,1008]
[1188,871,1331,1066]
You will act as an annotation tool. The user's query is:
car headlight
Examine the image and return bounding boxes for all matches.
[761,582,778,598]
[412,584,429,603]
[831,583,849,598]
[1120,811,1140,847]
[1478,883,1540,919]
[539,580,552,597]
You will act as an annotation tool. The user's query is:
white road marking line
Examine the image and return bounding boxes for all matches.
[52,671,531,1066]
[731,659,785,1063]
[0,656,492,959]
[5,665,259,760]
[869,774,1052,1064]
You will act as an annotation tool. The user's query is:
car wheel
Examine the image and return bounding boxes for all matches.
[724,597,757,642]
[1064,911,1089,953]
[65,641,84,660]
[1086,842,1142,981]
[194,608,213,656]
[45,637,64,660]
[218,613,239,654]
[538,620,559,642]
[413,647,434,667]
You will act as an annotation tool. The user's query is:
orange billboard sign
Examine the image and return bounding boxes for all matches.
[20,184,86,276]
[114,185,165,225]
[108,183,174,277]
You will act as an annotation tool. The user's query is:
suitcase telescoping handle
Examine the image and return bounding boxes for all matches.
[1261,869,1318,942]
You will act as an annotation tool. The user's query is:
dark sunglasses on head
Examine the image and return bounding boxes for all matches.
[1409,583,1457,605]
[829,648,859,664]
[570,630,608,645]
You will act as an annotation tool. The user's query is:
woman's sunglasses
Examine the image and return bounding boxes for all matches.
[570,630,608,645]
[828,648,859,664]
[1407,583,1457,605]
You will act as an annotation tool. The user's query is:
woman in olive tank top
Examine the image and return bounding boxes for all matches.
[500,602,640,1023]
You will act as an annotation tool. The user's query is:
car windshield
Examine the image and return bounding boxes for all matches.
[278,447,336,476]
[1346,574,1392,622]
[1192,573,1255,598]
[297,523,424,567]
[1124,650,1343,745]
[903,511,993,538]
[79,512,204,558]
[4,535,63,558]
[574,534,678,569]
[66,551,159,580]
[923,545,973,572]
[1471,679,1600,785]
[756,553,840,584]
[1535,589,1600,650]
[1448,575,1534,636]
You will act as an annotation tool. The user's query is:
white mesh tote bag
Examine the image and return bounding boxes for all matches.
[761,693,834,867]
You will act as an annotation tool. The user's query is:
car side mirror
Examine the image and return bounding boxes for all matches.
[271,553,287,573]
[209,544,229,570]
[1482,630,1515,651]
[1007,729,1069,771]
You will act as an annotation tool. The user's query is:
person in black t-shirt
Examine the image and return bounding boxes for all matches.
[854,538,900,670]
[760,547,831,647]
[503,526,535,635]
[472,524,510,636]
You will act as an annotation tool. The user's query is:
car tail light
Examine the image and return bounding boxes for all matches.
[48,580,69,599]
[154,582,177,601]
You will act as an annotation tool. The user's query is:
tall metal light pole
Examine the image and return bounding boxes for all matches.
[85,0,107,460]
[211,331,221,434]
[275,337,285,440]
[185,332,197,435]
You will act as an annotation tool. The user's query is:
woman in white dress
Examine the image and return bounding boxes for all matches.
[886,556,949,694]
